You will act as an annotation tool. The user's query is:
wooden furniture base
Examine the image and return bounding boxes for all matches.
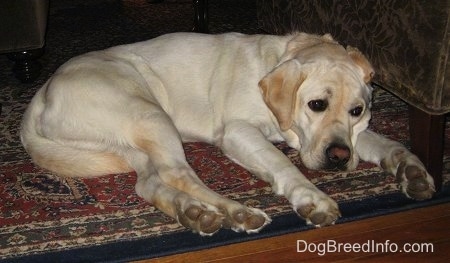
[409,106,446,191]
[193,0,208,33]
[7,48,44,83]
[149,0,208,33]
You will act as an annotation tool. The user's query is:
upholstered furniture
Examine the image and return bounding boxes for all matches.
[0,0,49,83]
[256,0,449,190]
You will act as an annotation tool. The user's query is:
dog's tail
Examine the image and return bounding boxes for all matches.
[20,85,132,178]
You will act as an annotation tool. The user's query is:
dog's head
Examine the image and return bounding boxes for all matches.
[259,33,374,171]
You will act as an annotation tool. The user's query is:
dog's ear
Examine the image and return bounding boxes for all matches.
[259,60,306,131]
[346,46,375,83]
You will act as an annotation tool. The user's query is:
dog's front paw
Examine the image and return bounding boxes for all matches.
[293,189,341,227]
[381,149,435,201]
[397,161,435,200]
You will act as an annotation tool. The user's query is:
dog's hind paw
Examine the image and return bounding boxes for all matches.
[177,203,225,236]
[223,207,271,234]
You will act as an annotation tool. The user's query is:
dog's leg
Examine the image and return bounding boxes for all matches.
[134,166,225,236]
[130,111,270,234]
[356,130,435,200]
[221,121,340,227]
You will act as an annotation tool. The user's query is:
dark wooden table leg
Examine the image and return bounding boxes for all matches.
[409,106,445,191]
[7,48,44,83]
[193,0,208,33]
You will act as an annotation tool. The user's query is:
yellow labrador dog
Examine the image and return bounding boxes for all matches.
[21,32,435,236]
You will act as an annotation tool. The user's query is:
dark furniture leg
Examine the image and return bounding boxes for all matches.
[409,106,445,191]
[7,48,44,83]
[193,0,208,33]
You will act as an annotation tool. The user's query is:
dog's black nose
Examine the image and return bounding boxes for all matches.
[325,143,350,170]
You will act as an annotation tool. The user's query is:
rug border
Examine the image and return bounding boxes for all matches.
[4,186,449,263]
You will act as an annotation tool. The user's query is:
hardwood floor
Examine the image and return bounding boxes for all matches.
[136,202,450,262]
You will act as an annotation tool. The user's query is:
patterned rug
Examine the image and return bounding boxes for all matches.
[1,1,449,262]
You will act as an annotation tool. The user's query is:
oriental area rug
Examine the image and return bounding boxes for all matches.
[1,1,449,262]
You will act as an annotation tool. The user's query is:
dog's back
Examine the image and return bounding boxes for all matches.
[20,32,288,177]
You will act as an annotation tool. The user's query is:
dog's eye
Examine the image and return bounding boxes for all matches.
[349,106,364,117]
[308,100,328,112]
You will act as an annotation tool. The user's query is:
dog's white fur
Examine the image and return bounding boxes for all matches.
[21,32,435,235]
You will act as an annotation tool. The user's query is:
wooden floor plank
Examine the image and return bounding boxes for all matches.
[136,203,450,262]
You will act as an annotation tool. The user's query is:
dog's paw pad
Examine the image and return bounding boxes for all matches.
[179,204,224,236]
[225,207,271,234]
[295,197,341,227]
[198,211,223,234]
[296,204,314,219]
[233,209,266,229]
[309,210,339,227]
[398,163,435,201]
[185,205,203,220]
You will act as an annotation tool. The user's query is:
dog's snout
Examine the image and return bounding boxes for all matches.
[325,143,350,170]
